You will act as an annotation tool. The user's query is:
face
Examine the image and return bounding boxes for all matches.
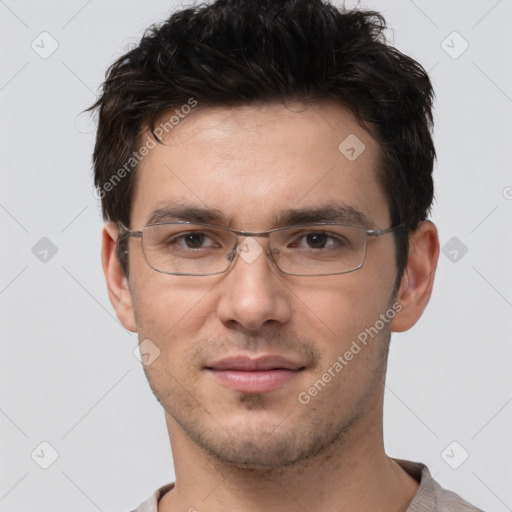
[119,101,402,469]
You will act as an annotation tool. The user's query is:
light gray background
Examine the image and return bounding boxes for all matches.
[1,0,511,511]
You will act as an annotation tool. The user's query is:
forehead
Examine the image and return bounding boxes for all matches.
[131,101,388,230]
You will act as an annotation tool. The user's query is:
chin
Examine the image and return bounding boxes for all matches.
[185,411,355,471]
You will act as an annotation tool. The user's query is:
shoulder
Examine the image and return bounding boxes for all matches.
[434,485,485,512]
[129,483,175,512]
[393,459,485,512]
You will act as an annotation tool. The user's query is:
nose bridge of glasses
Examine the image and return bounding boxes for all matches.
[227,231,275,267]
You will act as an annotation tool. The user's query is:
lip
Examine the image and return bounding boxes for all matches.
[207,355,305,371]
[206,355,306,393]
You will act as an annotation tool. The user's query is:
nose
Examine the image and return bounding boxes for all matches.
[216,237,292,331]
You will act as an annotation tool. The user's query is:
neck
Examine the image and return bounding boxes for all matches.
[158,392,419,512]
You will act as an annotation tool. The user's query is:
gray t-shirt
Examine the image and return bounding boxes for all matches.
[130,459,484,511]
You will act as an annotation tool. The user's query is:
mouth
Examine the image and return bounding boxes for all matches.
[205,355,306,394]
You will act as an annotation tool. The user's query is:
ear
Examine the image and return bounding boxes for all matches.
[391,221,440,332]
[102,222,137,332]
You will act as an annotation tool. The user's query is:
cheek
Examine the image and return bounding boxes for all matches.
[130,270,220,346]
[287,274,388,336]
[131,281,215,395]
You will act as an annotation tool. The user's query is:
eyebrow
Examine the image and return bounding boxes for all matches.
[146,201,373,229]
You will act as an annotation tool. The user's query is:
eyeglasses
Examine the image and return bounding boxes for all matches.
[117,221,404,277]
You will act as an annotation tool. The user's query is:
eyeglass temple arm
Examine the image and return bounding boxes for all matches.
[115,221,142,240]
[366,224,405,237]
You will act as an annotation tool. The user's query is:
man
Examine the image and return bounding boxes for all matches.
[89,0,483,510]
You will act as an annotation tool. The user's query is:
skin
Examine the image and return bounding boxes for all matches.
[102,101,439,512]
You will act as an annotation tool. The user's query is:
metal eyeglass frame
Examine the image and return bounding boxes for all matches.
[116,221,405,277]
